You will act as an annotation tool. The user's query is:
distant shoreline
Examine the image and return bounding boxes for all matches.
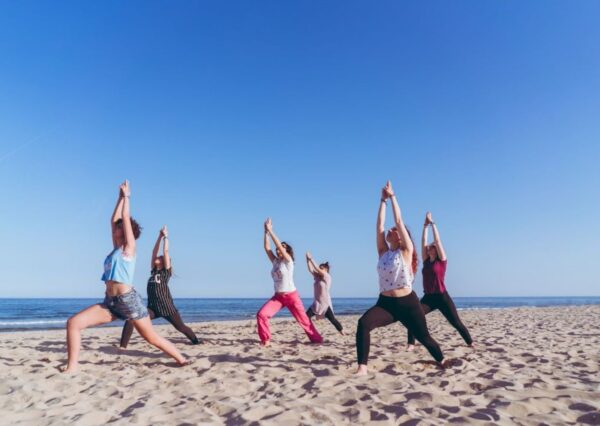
[0,297,600,335]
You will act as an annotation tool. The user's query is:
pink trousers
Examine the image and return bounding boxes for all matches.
[256,290,323,344]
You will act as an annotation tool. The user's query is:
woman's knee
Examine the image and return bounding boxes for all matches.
[357,316,371,334]
[67,315,83,331]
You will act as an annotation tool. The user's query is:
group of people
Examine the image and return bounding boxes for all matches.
[63,180,473,375]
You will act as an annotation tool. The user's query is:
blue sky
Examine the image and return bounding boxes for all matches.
[1,1,598,298]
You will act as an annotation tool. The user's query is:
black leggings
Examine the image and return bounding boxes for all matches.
[306,306,343,333]
[407,292,472,345]
[356,292,444,365]
[120,308,199,348]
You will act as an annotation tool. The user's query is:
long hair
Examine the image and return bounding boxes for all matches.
[403,226,418,275]
[281,241,295,261]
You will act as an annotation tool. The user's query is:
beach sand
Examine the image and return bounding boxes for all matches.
[1,305,599,425]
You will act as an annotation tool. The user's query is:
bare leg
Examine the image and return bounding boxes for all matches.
[132,316,187,365]
[64,304,115,373]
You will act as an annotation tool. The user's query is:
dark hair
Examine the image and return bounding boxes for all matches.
[115,218,143,240]
[403,226,418,274]
[281,241,294,261]
[428,243,440,261]
[156,255,174,274]
[319,262,330,272]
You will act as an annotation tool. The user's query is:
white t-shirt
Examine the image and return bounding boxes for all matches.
[271,258,296,293]
[377,249,414,293]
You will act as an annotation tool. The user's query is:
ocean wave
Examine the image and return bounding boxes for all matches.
[0,319,67,326]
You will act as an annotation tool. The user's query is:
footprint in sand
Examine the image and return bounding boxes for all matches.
[404,392,432,402]
[570,403,597,412]
[440,405,460,414]
[577,412,600,425]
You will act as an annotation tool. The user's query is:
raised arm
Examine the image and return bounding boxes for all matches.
[377,187,389,257]
[429,213,447,261]
[162,226,172,269]
[111,193,125,248]
[422,213,430,260]
[151,230,162,269]
[265,218,292,263]
[386,181,414,254]
[306,252,323,277]
[119,180,136,256]
[263,219,276,262]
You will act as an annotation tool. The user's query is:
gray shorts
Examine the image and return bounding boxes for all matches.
[102,289,148,321]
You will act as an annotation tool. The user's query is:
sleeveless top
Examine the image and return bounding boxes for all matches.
[271,259,296,293]
[377,249,413,293]
[147,267,178,317]
[102,247,136,285]
[422,258,447,294]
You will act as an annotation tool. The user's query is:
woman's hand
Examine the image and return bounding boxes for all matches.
[383,180,395,199]
[306,251,312,261]
[264,218,273,233]
[119,180,131,198]
[161,225,169,238]
[425,212,433,226]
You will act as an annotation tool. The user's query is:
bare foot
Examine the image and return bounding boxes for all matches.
[339,330,345,336]
[468,342,475,349]
[178,358,194,367]
[354,364,368,376]
[407,344,415,352]
[260,340,271,347]
[61,365,78,374]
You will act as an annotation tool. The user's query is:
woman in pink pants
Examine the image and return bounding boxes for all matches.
[256,218,323,346]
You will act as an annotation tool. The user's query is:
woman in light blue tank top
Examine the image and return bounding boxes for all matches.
[62,181,189,373]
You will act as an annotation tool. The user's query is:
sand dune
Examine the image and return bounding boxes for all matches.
[1,305,599,425]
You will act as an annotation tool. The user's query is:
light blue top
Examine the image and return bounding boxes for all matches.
[102,247,136,285]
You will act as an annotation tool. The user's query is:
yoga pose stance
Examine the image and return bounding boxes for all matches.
[355,181,445,375]
[407,212,473,350]
[63,181,187,373]
[305,252,344,334]
[256,218,323,345]
[120,225,200,348]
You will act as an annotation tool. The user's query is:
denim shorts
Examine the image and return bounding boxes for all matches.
[102,288,148,320]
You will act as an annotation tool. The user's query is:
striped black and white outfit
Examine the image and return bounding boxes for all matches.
[120,267,199,347]
[147,268,178,317]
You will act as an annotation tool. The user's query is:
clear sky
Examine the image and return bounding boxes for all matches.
[1,1,598,298]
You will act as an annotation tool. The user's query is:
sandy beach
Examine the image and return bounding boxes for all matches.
[1,305,599,425]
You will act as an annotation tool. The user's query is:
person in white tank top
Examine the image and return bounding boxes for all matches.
[256,218,323,346]
[271,255,295,293]
[354,181,446,376]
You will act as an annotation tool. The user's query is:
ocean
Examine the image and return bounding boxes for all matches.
[1,296,599,332]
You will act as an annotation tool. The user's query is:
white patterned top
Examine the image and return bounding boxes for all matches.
[377,249,413,293]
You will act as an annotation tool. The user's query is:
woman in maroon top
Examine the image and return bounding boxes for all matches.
[407,212,473,349]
